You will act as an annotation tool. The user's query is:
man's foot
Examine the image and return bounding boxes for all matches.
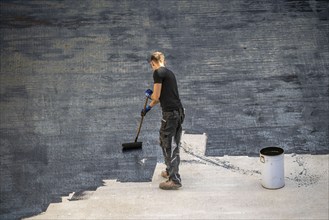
[159,180,182,190]
[161,170,169,179]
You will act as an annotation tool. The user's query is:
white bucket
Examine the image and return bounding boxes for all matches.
[260,147,285,189]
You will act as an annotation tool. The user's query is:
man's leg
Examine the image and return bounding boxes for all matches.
[169,109,184,184]
[170,121,182,184]
[161,143,171,175]
[159,114,173,176]
[159,112,182,189]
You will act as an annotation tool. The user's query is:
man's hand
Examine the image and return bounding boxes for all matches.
[141,105,152,116]
[145,89,153,99]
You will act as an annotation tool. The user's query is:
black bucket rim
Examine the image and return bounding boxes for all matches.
[260,147,284,156]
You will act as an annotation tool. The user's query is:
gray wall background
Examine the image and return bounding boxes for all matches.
[1,0,328,219]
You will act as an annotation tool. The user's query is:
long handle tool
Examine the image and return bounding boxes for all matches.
[122,97,149,151]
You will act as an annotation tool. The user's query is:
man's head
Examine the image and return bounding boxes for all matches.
[149,51,165,71]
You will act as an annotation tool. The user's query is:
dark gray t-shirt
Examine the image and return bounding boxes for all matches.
[153,67,183,112]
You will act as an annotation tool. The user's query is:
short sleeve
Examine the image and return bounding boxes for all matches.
[153,70,163,83]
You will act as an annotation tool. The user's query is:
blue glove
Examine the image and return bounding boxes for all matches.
[141,105,152,116]
[145,89,153,99]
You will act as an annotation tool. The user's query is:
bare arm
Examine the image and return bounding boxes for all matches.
[150,83,161,107]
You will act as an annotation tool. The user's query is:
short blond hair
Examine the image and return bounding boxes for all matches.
[149,51,165,64]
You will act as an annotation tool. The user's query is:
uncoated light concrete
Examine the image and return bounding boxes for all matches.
[26,133,329,219]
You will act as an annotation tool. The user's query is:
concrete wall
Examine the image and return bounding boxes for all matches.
[0,0,328,219]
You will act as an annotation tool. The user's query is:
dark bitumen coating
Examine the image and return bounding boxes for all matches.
[1,0,328,219]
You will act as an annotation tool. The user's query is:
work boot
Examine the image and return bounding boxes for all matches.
[159,180,182,190]
[161,170,169,179]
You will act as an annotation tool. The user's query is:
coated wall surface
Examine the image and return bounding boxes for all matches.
[1,0,328,219]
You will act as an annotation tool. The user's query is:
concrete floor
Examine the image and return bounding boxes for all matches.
[26,133,328,220]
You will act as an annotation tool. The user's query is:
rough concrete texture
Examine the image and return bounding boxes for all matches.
[25,133,329,219]
[1,0,329,219]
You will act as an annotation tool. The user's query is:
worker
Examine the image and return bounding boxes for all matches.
[142,51,185,190]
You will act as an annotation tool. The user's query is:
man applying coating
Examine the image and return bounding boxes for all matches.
[141,51,185,190]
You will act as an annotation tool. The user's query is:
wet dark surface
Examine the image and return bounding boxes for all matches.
[0,0,328,219]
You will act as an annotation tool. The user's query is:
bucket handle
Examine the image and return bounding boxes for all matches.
[260,156,265,163]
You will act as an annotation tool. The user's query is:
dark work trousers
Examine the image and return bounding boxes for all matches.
[159,108,185,184]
